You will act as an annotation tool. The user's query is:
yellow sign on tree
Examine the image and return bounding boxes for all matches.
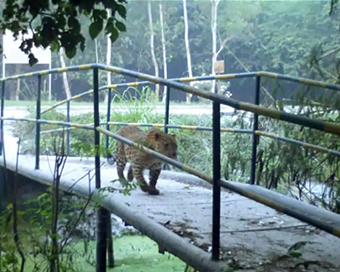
[214,60,225,74]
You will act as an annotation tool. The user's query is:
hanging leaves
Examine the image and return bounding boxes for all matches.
[0,0,128,66]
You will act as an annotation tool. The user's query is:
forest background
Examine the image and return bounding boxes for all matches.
[3,0,340,104]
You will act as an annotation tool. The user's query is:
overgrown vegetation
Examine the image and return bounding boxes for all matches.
[0,136,99,272]
[0,0,128,66]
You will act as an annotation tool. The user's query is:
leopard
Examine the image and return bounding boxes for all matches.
[107,125,177,195]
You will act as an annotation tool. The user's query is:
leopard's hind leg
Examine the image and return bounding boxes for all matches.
[131,165,152,193]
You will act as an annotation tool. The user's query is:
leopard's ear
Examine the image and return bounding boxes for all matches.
[147,130,160,141]
[169,134,176,139]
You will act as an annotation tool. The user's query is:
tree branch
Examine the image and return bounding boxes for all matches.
[217,31,233,56]
[225,45,276,104]
[313,63,338,81]
[317,46,340,61]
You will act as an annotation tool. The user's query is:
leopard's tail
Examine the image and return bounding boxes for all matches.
[106,152,118,165]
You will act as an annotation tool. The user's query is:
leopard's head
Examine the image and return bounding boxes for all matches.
[146,128,177,159]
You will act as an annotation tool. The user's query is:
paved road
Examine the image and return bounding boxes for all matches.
[2,104,238,119]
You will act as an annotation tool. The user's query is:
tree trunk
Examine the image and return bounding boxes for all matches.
[14,65,20,100]
[183,0,193,102]
[95,40,99,62]
[211,0,220,93]
[105,9,112,104]
[159,2,168,103]
[148,0,160,99]
[58,48,72,99]
[15,79,20,101]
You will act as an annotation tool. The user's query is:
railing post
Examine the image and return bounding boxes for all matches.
[164,86,170,134]
[35,75,41,170]
[250,76,261,184]
[104,87,119,262]
[0,81,4,266]
[107,214,114,268]
[93,68,108,272]
[163,85,171,170]
[212,83,221,261]
[93,68,101,188]
[0,81,5,156]
[106,87,112,150]
[66,100,70,156]
[0,165,2,269]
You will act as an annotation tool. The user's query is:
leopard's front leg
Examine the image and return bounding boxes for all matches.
[117,156,127,180]
[131,165,152,194]
[148,163,162,195]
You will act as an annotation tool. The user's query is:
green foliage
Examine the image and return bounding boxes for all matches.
[99,179,138,196]
[0,0,127,66]
[0,187,176,272]
[4,0,340,105]
[0,187,94,271]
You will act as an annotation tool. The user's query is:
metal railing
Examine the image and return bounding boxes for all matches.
[1,63,340,268]
[39,71,239,155]
[35,69,340,165]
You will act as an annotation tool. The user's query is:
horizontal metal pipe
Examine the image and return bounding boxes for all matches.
[1,117,93,130]
[34,66,340,116]
[219,179,340,238]
[41,73,250,115]
[37,122,252,135]
[256,130,340,157]
[6,117,340,160]
[96,64,340,137]
[257,71,340,91]
[2,62,339,91]
[106,122,252,134]
[41,89,99,114]
[0,64,95,81]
